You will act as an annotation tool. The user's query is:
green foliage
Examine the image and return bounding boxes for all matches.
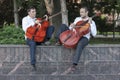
[19,0,47,17]
[116,0,120,13]
[0,24,25,44]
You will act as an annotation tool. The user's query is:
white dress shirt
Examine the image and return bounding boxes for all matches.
[73,17,97,40]
[22,15,36,39]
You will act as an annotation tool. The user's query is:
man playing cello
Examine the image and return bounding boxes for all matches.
[55,6,97,75]
[22,6,54,71]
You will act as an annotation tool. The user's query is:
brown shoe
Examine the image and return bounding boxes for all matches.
[61,65,77,75]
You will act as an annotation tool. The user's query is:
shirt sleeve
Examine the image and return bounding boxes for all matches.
[90,21,97,37]
[73,17,81,25]
[22,17,35,32]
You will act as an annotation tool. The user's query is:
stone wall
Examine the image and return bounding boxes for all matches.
[0,44,120,80]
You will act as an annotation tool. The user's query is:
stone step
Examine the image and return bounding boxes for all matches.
[0,74,120,80]
[0,61,120,75]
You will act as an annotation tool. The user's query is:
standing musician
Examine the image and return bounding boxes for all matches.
[55,6,97,74]
[22,6,54,71]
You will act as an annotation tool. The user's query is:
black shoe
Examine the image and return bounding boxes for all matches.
[31,64,37,71]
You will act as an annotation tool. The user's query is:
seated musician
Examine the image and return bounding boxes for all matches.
[55,6,97,75]
[22,6,54,71]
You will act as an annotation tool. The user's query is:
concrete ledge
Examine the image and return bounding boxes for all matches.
[0,44,120,63]
[0,44,120,47]
[0,44,120,80]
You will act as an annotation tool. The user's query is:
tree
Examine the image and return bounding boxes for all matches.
[60,0,68,26]
[44,0,54,15]
[13,0,19,28]
[0,0,4,3]
[43,0,69,35]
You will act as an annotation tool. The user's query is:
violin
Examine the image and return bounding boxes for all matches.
[26,15,50,42]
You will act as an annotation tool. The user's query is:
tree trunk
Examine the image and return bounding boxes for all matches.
[60,0,68,26]
[52,0,62,34]
[44,0,68,34]
[44,0,54,25]
[44,0,54,15]
[13,0,19,28]
[0,0,4,4]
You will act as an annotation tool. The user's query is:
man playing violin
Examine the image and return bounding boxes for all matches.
[55,6,97,75]
[22,6,54,71]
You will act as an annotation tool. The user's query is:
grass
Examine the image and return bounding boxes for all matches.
[90,38,120,44]
[49,37,120,45]
[97,31,120,35]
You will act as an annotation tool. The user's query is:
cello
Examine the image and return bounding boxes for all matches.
[59,14,99,48]
[26,12,62,42]
[26,16,49,42]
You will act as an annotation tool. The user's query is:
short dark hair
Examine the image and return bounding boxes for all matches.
[27,6,36,12]
[80,6,89,12]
